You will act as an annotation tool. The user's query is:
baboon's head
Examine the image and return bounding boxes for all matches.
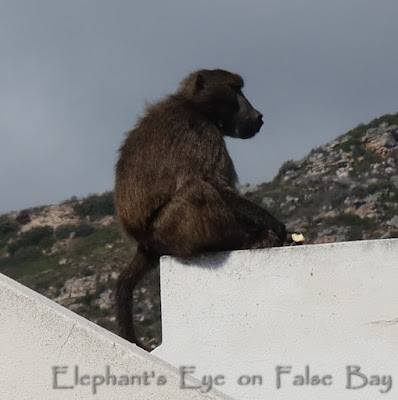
[178,69,263,139]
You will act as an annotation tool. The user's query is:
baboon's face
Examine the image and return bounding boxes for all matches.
[226,86,263,139]
[178,69,263,140]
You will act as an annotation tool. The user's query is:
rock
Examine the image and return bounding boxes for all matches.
[314,233,347,244]
[315,237,334,244]
[381,232,392,239]
[387,216,398,229]
[262,197,275,208]
[338,176,354,186]
[323,210,339,218]
[381,132,397,148]
[319,227,335,236]
[355,202,383,219]
[321,175,335,184]
[367,178,379,185]
[387,125,398,133]
[286,218,309,232]
[111,271,120,280]
[363,193,381,203]
[95,289,113,310]
[100,215,116,226]
[19,204,80,233]
[239,184,259,194]
[390,175,398,189]
[336,226,349,235]
[336,168,349,178]
[61,276,97,300]
[285,195,299,203]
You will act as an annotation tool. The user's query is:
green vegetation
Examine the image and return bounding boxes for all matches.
[55,224,76,240]
[73,192,115,220]
[0,215,19,236]
[384,208,398,220]
[244,181,304,221]
[274,160,301,181]
[0,215,19,246]
[350,149,383,175]
[345,123,368,140]
[0,252,60,280]
[339,136,366,159]
[0,222,125,283]
[16,210,31,225]
[335,112,398,159]
[8,226,55,256]
[367,112,398,129]
[74,223,96,238]
[323,213,373,227]
[61,195,79,204]
[324,185,349,208]
[323,213,377,241]
[55,222,96,240]
[351,181,397,200]
[68,224,120,257]
[338,112,398,143]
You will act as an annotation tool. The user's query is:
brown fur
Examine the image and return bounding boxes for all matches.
[114,69,287,350]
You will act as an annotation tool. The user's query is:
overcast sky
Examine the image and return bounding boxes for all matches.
[1,0,398,213]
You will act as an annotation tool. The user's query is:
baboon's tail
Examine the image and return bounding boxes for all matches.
[115,245,158,351]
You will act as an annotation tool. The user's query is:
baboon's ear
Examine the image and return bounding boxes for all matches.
[194,73,205,94]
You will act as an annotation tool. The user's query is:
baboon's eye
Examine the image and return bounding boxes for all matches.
[230,85,243,95]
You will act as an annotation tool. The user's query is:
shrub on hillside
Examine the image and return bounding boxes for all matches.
[74,223,96,238]
[13,245,42,261]
[339,137,366,158]
[346,123,367,140]
[61,195,79,204]
[324,184,349,208]
[323,213,373,227]
[323,213,376,241]
[55,224,76,240]
[0,215,19,237]
[367,112,398,129]
[55,223,96,240]
[16,210,31,225]
[351,150,383,174]
[0,215,19,247]
[351,181,396,200]
[274,160,300,181]
[8,226,55,256]
[73,192,115,220]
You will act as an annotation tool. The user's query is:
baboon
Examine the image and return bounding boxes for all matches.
[115,69,287,350]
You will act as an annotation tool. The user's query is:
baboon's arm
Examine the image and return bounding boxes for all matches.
[215,186,286,241]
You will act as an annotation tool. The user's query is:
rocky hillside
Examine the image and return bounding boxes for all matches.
[0,111,397,348]
[0,193,162,348]
[242,112,398,243]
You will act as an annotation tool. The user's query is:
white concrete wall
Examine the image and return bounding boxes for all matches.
[0,273,233,400]
[153,239,398,400]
